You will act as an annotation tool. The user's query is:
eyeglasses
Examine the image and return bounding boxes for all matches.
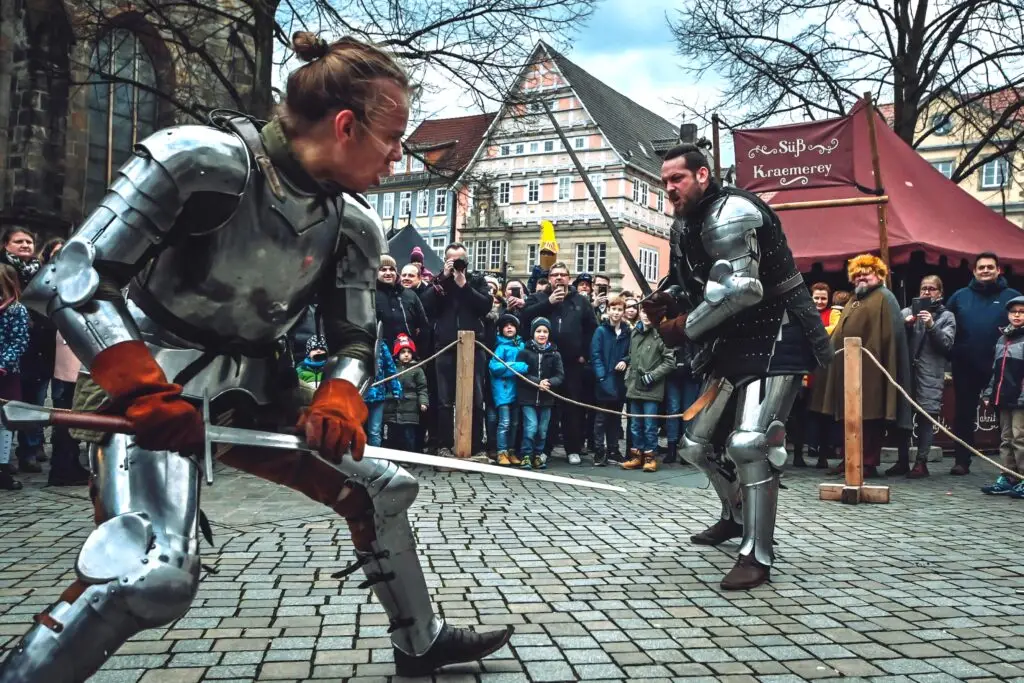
[1009,310,1024,316]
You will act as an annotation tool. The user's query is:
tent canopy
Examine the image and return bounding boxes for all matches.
[756,101,1024,271]
[386,224,445,274]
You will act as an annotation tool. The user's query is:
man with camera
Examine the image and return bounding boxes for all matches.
[520,261,598,464]
[420,242,493,458]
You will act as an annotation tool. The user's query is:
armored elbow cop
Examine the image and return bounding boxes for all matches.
[685,260,764,339]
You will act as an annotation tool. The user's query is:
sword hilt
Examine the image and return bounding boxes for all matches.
[0,401,135,433]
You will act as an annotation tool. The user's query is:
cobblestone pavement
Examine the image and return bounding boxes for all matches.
[1,454,1022,682]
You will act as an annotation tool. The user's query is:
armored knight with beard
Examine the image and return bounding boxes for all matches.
[0,34,511,682]
[642,145,831,590]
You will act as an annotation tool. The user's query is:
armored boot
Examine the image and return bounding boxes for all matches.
[395,622,513,676]
[335,457,514,674]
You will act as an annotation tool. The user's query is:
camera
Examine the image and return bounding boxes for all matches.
[453,258,468,272]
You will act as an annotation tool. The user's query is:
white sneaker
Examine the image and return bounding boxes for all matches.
[568,453,581,465]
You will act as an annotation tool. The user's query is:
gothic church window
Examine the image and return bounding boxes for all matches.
[85,29,159,210]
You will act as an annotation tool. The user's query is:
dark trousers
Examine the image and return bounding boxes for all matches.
[897,413,938,463]
[952,367,988,469]
[547,361,587,455]
[49,380,83,476]
[388,423,418,452]
[593,400,623,454]
[16,375,50,459]
[435,350,484,451]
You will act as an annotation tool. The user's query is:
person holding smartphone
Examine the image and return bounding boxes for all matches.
[891,275,956,478]
[420,242,493,460]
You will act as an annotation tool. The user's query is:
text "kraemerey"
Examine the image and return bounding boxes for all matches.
[752,164,832,180]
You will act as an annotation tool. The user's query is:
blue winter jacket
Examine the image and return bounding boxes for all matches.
[947,276,1022,375]
[364,340,404,404]
[489,334,528,407]
[590,319,630,402]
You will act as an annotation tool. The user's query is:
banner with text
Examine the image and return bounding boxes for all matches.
[733,115,856,192]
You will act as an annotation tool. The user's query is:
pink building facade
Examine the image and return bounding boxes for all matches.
[456,42,678,293]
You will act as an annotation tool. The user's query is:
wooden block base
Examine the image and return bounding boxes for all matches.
[819,483,890,504]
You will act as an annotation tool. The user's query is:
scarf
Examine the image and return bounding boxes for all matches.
[2,249,40,286]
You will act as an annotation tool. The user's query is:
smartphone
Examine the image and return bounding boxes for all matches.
[597,284,608,296]
[559,284,569,295]
[911,297,931,315]
[509,285,522,298]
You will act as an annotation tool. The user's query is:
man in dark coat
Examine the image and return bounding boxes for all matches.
[420,242,492,458]
[946,252,1021,474]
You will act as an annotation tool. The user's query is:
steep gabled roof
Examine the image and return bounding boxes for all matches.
[539,42,678,178]
[406,112,496,178]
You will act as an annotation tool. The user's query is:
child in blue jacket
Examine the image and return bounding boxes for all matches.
[589,295,630,466]
[364,338,403,448]
[489,313,527,466]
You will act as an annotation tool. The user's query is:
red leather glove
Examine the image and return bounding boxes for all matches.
[657,314,689,346]
[298,379,368,462]
[641,291,677,327]
[89,340,205,453]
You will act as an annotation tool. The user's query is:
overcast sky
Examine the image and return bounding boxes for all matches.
[414,0,735,163]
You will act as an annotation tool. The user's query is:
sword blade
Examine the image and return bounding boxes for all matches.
[206,425,626,493]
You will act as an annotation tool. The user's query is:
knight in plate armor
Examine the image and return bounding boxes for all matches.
[0,33,512,682]
[643,144,832,590]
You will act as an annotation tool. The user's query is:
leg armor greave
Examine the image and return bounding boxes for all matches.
[0,435,201,683]
[335,456,443,657]
[727,375,800,567]
[680,377,740,522]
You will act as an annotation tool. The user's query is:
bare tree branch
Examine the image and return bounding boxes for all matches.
[669,0,1024,183]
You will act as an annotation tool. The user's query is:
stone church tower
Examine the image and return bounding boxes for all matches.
[0,0,255,241]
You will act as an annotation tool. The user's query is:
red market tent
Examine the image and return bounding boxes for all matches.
[755,101,1024,271]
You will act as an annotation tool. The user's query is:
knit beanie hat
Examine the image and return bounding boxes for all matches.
[305,335,328,357]
[410,247,425,264]
[531,317,552,336]
[498,313,520,332]
[380,254,397,269]
[392,333,417,357]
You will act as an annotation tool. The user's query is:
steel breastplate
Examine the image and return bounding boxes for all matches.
[128,137,346,404]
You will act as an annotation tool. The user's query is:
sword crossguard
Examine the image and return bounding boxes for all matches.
[202,391,214,486]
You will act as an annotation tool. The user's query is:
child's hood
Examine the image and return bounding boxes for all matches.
[496,334,522,349]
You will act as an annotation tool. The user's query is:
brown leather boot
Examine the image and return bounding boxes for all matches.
[906,460,929,478]
[621,449,643,470]
[642,451,658,472]
[690,517,743,546]
[720,553,771,591]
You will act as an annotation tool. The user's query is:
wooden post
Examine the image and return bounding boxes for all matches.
[454,330,476,458]
[862,92,892,283]
[819,336,891,504]
[843,337,864,500]
[773,195,889,212]
[712,113,722,182]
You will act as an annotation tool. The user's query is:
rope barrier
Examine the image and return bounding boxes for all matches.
[368,339,459,388]
[2,331,1014,477]
[474,340,690,420]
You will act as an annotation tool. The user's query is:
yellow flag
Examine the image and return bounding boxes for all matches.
[539,220,559,269]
